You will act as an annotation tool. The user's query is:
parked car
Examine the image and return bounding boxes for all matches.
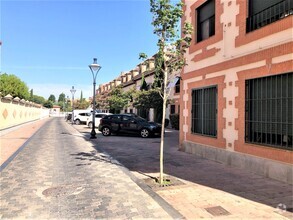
[86,113,112,128]
[98,114,162,138]
[66,113,72,121]
[73,110,92,125]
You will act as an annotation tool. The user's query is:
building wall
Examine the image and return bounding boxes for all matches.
[181,0,293,183]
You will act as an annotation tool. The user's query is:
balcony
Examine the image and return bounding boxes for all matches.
[246,0,292,32]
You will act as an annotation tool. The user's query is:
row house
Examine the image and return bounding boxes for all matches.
[96,56,181,121]
[180,0,292,184]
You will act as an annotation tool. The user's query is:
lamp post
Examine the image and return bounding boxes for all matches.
[89,58,101,139]
[70,86,76,125]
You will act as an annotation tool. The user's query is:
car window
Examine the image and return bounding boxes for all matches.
[122,116,132,121]
[134,115,147,122]
[95,114,104,118]
[112,115,122,121]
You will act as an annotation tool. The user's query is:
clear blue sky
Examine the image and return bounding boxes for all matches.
[0,0,159,100]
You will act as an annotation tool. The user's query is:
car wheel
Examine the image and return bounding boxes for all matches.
[140,128,150,138]
[102,127,111,136]
[75,119,81,125]
[88,122,93,128]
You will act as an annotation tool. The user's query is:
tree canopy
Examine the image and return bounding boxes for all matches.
[0,73,30,99]
[106,86,131,113]
[48,94,56,103]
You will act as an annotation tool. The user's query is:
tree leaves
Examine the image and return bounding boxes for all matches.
[0,73,30,99]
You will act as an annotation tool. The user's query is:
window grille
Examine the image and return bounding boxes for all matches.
[245,72,292,150]
[191,86,217,137]
[246,0,293,32]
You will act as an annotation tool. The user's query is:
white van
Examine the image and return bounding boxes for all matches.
[73,110,92,125]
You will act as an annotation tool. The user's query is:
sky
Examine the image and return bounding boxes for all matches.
[0,0,160,100]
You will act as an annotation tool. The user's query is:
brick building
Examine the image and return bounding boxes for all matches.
[96,57,180,122]
[180,0,292,183]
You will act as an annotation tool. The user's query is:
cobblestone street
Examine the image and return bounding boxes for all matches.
[0,118,174,219]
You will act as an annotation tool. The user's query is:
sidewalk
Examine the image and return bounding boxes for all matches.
[1,119,292,219]
[0,118,49,167]
[75,124,293,220]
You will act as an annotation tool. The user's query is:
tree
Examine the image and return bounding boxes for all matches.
[106,86,131,113]
[141,0,192,185]
[43,101,53,108]
[58,93,65,102]
[30,89,33,100]
[48,94,56,103]
[0,73,30,99]
[30,95,46,105]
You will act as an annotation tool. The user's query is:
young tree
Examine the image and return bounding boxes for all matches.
[0,73,30,99]
[142,0,192,185]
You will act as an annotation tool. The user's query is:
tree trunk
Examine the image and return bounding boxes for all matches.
[159,65,168,186]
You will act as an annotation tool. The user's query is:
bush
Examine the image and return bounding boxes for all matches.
[169,114,179,130]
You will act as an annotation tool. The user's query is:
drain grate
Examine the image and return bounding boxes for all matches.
[205,206,231,216]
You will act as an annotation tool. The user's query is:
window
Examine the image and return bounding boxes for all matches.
[175,79,180,93]
[197,0,215,42]
[170,105,176,114]
[245,72,292,150]
[246,0,293,32]
[191,86,217,137]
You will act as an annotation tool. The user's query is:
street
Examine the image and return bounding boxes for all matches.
[1,117,292,219]
[0,118,173,219]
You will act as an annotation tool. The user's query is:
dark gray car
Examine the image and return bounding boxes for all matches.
[98,114,162,138]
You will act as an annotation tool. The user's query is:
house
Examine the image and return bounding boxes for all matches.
[96,56,180,122]
[180,0,292,184]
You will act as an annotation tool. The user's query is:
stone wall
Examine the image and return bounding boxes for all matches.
[0,94,50,130]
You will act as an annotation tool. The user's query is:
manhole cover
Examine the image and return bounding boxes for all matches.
[42,184,84,198]
[205,206,231,216]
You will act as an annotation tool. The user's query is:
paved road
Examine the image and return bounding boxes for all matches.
[0,118,174,219]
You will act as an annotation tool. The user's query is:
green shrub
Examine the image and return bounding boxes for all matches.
[169,114,179,130]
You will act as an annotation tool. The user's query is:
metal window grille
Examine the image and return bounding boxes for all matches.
[246,0,293,32]
[191,86,217,137]
[245,72,293,150]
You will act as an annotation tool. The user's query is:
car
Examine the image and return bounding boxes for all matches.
[73,110,92,125]
[86,113,112,128]
[98,114,162,138]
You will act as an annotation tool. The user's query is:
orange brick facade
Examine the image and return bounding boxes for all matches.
[180,0,293,181]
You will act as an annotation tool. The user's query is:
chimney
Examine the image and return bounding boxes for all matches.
[140,63,146,73]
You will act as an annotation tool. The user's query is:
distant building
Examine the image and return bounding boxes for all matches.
[96,56,180,122]
[50,105,61,115]
[180,0,292,183]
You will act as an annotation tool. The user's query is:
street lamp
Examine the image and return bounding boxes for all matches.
[70,86,76,125]
[89,58,101,139]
